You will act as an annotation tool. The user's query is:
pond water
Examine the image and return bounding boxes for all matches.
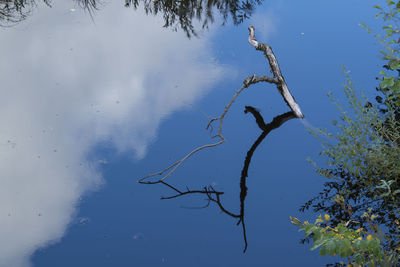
[0,1,381,266]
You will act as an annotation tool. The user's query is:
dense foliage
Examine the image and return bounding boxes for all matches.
[294,1,400,266]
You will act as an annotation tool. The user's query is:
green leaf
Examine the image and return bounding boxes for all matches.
[303,224,316,236]
[387,1,395,6]
[354,254,366,265]
[311,238,326,251]
[324,239,338,256]
[319,245,327,256]
[389,61,400,70]
[338,239,353,257]
[358,239,369,251]
[290,216,302,225]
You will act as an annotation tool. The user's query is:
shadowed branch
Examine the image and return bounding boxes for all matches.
[152,108,296,252]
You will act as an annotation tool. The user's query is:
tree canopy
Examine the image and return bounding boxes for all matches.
[125,0,262,37]
[0,0,262,36]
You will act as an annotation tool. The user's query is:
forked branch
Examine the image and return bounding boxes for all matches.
[138,26,303,185]
[138,25,304,253]
[152,108,296,252]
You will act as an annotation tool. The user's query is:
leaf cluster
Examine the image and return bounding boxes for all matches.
[301,1,400,264]
[291,212,398,266]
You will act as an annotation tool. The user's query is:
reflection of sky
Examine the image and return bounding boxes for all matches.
[0,0,381,266]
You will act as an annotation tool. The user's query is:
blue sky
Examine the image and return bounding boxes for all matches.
[0,0,384,266]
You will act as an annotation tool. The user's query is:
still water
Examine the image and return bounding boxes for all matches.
[0,1,380,266]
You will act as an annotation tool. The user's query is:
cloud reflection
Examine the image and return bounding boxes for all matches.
[0,2,226,266]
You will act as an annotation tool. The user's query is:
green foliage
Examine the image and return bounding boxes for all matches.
[291,212,397,266]
[361,1,400,115]
[299,1,400,265]
[302,75,400,263]
[292,197,400,266]
[306,69,400,216]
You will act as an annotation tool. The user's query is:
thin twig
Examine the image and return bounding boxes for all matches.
[138,74,270,184]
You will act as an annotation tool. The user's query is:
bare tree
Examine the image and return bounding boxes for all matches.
[139,26,304,252]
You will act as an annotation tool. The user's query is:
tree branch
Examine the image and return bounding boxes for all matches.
[248,26,304,118]
[154,108,296,253]
[138,26,304,253]
[139,27,304,185]
[138,74,263,185]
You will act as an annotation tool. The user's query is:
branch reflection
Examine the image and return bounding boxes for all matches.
[159,107,296,252]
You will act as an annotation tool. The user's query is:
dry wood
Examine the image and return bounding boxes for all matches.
[248,26,304,118]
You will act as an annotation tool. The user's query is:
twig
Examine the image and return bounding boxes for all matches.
[181,200,211,209]
[159,182,240,219]
[161,188,224,200]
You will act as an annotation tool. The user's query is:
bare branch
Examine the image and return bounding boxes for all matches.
[153,108,296,253]
[248,26,304,118]
[252,75,279,84]
[181,200,211,210]
[138,75,261,184]
[212,192,241,218]
[159,181,240,218]
[161,187,224,200]
[160,181,182,194]
[138,26,305,253]
[244,106,266,130]
[241,217,248,253]
[139,27,304,185]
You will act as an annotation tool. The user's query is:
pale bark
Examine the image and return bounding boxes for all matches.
[248,26,304,118]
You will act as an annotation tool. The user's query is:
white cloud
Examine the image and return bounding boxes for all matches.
[0,2,227,266]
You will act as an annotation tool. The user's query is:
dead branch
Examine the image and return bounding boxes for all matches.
[160,186,224,200]
[138,26,303,185]
[248,26,304,118]
[152,108,296,253]
[138,25,304,253]
[237,109,296,252]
